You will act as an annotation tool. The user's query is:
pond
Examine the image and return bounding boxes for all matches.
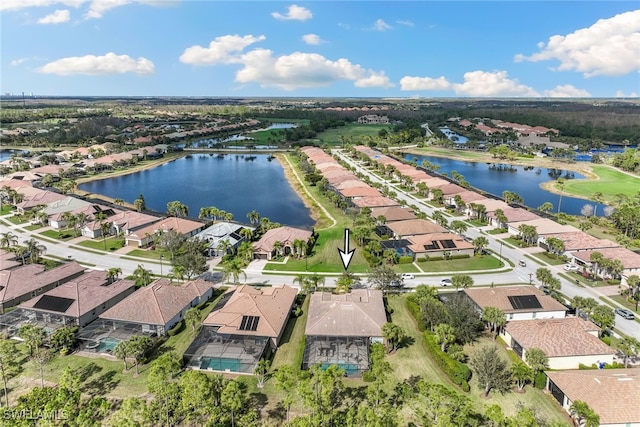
[403,153,608,216]
[78,153,314,227]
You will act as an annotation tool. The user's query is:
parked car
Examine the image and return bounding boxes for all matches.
[440,278,452,286]
[564,264,579,271]
[518,260,526,267]
[615,308,635,320]
[401,273,415,280]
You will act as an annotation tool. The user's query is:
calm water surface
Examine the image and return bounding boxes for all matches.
[78,154,314,227]
[403,153,607,216]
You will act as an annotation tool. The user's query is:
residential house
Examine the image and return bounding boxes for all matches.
[252,226,313,260]
[0,250,20,271]
[386,219,446,239]
[407,232,475,260]
[351,196,399,209]
[49,203,118,230]
[546,369,640,427]
[184,284,297,374]
[0,262,85,313]
[303,289,387,376]
[503,317,615,369]
[370,206,417,223]
[125,216,206,247]
[539,231,619,256]
[1,271,136,336]
[82,210,159,238]
[15,189,67,214]
[571,247,640,286]
[195,221,256,257]
[507,218,576,239]
[464,286,567,321]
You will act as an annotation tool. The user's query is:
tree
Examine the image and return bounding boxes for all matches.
[179,370,215,426]
[433,323,456,352]
[184,307,201,333]
[591,305,615,336]
[247,210,260,225]
[49,326,76,354]
[173,238,208,279]
[166,200,189,218]
[368,264,401,294]
[254,358,270,388]
[157,229,185,260]
[449,220,468,236]
[335,271,360,294]
[381,322,405,353]
[221,380,244,427]
[556,178,566,213]
[535,267,553,288]
[451,274,474,290]
[545,237,565,256]
[472,236,488,255]
[147,352,182,426]
[443,293,484,344]
[537,201,553,214]
[32,348,52,388]
[570,400,600,427]
[617,337,640,368]
[18,324,46,356]
[525,347,548,380]
[511,361,533,391]
[134,193,146,212]
[482,306,506,339]
[106,267,122,284]
[127,335,154,375]
[23,238,46,263]
[222,258,246,284]
[113,340,129,371]
[470,345,512,397]
[274,365,297,423]
[133,264,152,287]
[0,231,18,248]
[0,339,20,406]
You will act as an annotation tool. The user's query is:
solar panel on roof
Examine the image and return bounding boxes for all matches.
[250,316,260,331]
[239,315,260,331]
[440,239,456,249]
[508,295,542,310]
[239,315,250,330]
[33,295,75,313]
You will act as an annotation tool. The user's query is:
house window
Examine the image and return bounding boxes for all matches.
[508,313,513,320]
[532,312,537,319]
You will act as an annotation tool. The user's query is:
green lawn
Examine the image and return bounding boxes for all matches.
[393,263,420,273]
[561,165,640,203]
[6,215,26,225]
[0,205,14,215]
[39,229,76,241]
[464,338,571,424]
[315,123,390,146]
[125,248,171,260]
[271,295,309,371]
[503,237,531,248]
[416,255,503,274]
[23,223,42,231]
[77,237,125,252]
[531,252,566,265]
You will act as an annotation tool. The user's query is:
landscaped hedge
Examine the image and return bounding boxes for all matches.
[167,319,185,336]
[534,372,547,389]
[424,332,471,391]
[406,296,425,331]
[398,256,413,264]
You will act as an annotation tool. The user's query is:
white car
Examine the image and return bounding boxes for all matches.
[440,278,452,286]
[401,273,415,280]
[564,264,579,271]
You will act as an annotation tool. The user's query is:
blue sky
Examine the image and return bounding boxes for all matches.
[2,1,639,98]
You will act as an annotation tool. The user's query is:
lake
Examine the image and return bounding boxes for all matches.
[403,153,608,216]
[78,154,314,227]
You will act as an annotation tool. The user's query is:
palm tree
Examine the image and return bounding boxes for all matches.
[433,323,456,352]
[525,347,548,380]
[184,307,201,333]
[272,240,283,258]
[618,337,640,368]
[23,238,46,263]
[482,307,506,339]
[569,400,600,427]
[99,220,111,250]
[133,264,152,287]
[237,241,254,263]
[472,236,489,255]
[592,191,604,217]
[106,267,122,284]
[0,231,18,248]
[381,322,405,353]
[556,178,566,214]
[247,210,260,225]
[222,258,246,284]
[114,340,129,371]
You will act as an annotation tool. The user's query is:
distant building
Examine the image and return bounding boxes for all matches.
[357,115,389,124]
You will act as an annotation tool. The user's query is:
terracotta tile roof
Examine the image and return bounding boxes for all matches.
[509,218,576,235]
[100,278,212,326]
[19,270,135,318]
[0,249,20,271]
[370,207,417,222]
[252,226,313,253]
[387,219,446,236]
[0,179,33,189]
[505,317,615,358]
[494,207,541,223]
[452,191,486,203]
[464,286,567,314]
[351,196,399,208]
[573,247,640,269]
[339,186,382,198]
[128,217,205,240]
[546,369,640,425]
[306,289,387,337]
[416,177,449,188]
[0,262,85,304]
[109,210,160,232]
[334,179,367,190]
[203,284,296,339]
[473,199,511,213]
[16,189,67,210]
[542,231,619,252]
[408,232,474,253]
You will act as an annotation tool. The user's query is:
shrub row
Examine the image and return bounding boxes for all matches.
[405,296,425,331]
[423,332,471,391]
[167,319,185,336]
[398,256,413,264]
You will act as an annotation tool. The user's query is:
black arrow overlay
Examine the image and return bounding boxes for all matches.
[337,228,355,270]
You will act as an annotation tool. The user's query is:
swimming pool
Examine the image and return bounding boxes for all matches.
[200,357,241,372]
[321,363,360,376]
[97,337,120,353]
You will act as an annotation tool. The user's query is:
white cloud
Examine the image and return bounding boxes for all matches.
[1,0,84,11]
[84,0,176,19]
[542,84,591,97]
[616,90,639,98]
[515,10,640,77]
[271,4,312,21]
[37,52,154,75]
[11,58,30,66]
[400,70,540,97]
[400,76,451,91]
[371,19,392,31]
[179,34,265,66]
[396,20,414,27]
[302,34,324,45]
[234,49,391,90]
[38,9,71,23]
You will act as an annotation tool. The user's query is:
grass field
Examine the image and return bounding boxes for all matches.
[271,295,309,371]
[315,123,390,145]
[416,255,503,274]
[559,165,640,203]
[125,248,171,260]
[39,229,75,240]
[77,237,124,251]
[530,252,566,266]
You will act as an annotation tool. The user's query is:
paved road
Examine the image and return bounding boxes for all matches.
[333,149,640,339]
